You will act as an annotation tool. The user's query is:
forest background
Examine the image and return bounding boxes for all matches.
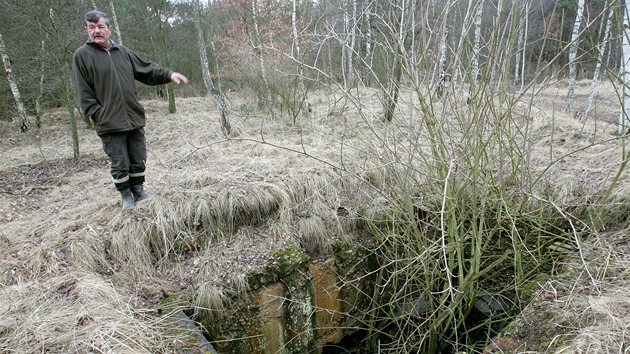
[0,0,623,129]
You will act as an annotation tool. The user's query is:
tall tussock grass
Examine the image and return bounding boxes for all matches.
[109,184,291,272]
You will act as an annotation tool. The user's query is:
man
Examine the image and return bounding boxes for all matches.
[73,10,188,210]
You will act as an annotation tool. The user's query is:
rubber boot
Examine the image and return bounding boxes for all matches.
[131,184,150,201]
[120,189,135,210]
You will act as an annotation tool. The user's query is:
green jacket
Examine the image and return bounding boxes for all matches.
[72,40,173,135]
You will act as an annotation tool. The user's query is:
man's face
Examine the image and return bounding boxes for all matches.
[86,17,111,49]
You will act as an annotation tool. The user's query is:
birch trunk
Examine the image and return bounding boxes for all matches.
[109,0,123,45]
[364,0,372,85]
[383,0,407,122]
[512,1,528,91]
[0,33,29,132]
[211,41,221,92]
[35,40,45,128]
[65,68,80,160]
[342,0,349,88]
[291,0,301,64]
[471,0,484,94]
[619,0,630,134]
[451,0,474,90]
[252,0,273,111]
[192,0,231,136]
[566,0,586,113]
[514,11,523,87]
[580,3,614,120]
[494,0,515,91]
[436,2,452,98]
[347,0,356,87]
[520,2,529,90]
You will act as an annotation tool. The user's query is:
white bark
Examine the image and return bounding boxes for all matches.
[194,0,213,95]
[398,0,405,46]
[514,10,523,87]
[342,0,354,89]
[471,0,484,90]
[619,0,630,134]
[581,3,614,120]
[36,40,45,127]
[251,0,273,111]
[566,0,586,113]
[409,0,417,83]
[364,0,372,70]
[434,1,453,97]
[0,33,29,132]
[451,0,474,89]
[342,0,348,87]
[494,0,514,91]
[437,25,448,97]
[192,0,231,136]
[291,0,300,62]
[348,0,356,87]
[109,0,123,45]
[512,1,529,91]
[520,2,529,90]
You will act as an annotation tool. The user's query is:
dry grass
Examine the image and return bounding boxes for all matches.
[0,81,629,352]
[0,271,192,353]
[488,229,630,352]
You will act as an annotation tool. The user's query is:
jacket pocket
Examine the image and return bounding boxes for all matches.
[96,105,116,133]
[91,106,102,121]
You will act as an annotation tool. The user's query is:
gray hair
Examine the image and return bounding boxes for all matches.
[84,10,110,27]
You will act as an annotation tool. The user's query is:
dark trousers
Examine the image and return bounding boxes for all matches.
[100,128,147,191]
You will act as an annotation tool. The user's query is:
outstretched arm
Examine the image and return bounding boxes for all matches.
[170,72,188,85]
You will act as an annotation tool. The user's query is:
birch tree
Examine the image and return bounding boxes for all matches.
[435,3,451,98]
[35,39,45,127]
[513,1,529,91]
[514,10,523,87]
[451,0,474,90]
[342,0,351,88]
[0,32,29,132]
[65,69,80,160]
[619,0,630,134]
[109,0,123,45]
[520,2,529,90]
[490,0,518,91]
[347,0,357,87]
[383,0,410,122]
[251,0,273,111]
[363,0,373,84]
[291,0,301,68]
[470,0,484,96]
[192,0,231,136]
[579,2,614,120]
[566,0,586,113]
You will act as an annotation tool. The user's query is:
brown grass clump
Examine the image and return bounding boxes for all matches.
[0,271,192,353]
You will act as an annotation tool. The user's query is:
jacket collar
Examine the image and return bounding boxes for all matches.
[86,39,117,52]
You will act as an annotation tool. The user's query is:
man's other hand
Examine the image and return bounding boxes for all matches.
[170,72,188,84]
